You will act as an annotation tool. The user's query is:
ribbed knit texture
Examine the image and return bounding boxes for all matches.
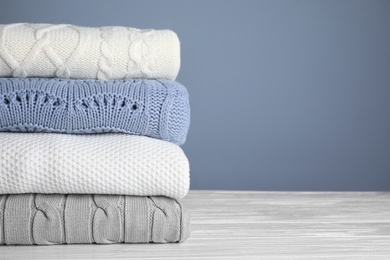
[0,23,180,80]
[0,78,190,145]
[0,194,190,245]
[0,133,190,199]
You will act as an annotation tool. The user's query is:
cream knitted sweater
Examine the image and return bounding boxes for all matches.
[0,133,190,199]
[0,23,180,80]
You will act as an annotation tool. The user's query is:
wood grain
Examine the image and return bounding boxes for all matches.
[0,190,389,259]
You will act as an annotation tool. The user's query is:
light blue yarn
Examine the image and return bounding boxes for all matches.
[0,78,190,145]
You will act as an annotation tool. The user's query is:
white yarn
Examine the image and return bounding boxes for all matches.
[0,23,180,80]
[0,133,190,199]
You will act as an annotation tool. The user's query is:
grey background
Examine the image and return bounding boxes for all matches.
[1,0,389,191]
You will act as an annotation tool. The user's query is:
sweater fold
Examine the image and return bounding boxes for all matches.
[0,133,190,199]
[0,78,190,145]
[0,194,190,245]
[0,23,180,80]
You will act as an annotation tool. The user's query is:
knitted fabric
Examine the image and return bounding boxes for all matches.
[0,194,190,245]
[0,23,180,80]
[0,78,190,145]
[0,133,190,199]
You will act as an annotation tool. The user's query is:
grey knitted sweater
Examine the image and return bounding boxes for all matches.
[0,194,190,245]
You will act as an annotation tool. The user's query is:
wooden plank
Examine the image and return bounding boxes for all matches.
[0,191,389,259]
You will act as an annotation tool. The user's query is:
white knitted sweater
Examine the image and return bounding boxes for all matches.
[0,133,190,199]
[0,23,180,80]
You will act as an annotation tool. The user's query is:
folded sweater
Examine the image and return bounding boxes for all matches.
[0,133,190,199]
[0,23,180,80]
[0,194,190,245]
[0,78,190,145]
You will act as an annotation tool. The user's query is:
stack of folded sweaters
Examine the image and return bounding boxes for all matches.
[0,23,191,245]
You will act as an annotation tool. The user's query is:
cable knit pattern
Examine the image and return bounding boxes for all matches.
[0,133,190,199]
[0,78,190,145]
[0,23,180,80]
[0,194,190,245]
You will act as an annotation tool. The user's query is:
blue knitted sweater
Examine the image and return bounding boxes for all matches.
[0,78,190,145]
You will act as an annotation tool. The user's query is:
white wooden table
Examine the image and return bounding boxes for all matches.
[1,191,389,259]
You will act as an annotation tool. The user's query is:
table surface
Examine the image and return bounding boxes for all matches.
[0,190,389,259]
